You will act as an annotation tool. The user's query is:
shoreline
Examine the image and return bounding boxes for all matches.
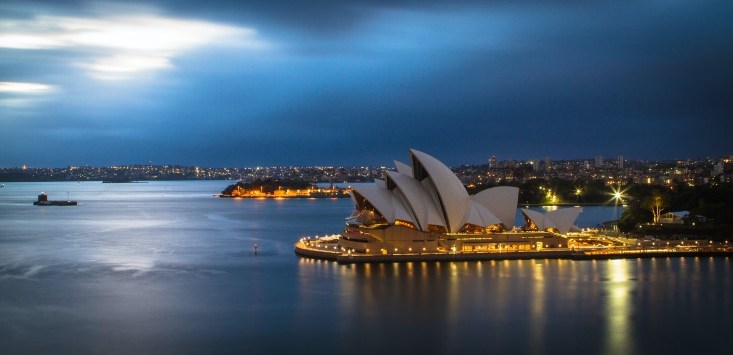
[520,202,625,207]
[294,241,733,264]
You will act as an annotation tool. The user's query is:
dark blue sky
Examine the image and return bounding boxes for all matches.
[1,0,732,167]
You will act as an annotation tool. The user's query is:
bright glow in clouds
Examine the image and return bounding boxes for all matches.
[0,82,55,93]
[0,14,266,79]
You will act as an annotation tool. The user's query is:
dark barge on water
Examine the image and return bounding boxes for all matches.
[33,193,77,206]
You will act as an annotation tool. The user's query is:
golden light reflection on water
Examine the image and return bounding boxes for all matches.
[448,262,460,324]
[603,259,634,355]
[291,255,731,354]
[530,262,545,354]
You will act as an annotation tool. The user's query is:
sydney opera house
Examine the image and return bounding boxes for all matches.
[337,149,581,254]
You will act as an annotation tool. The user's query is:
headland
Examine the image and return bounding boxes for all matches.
[219,178,349,198]
[294,149,733,263]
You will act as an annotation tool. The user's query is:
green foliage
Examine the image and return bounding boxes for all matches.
[618,183,733,234]
[618,203,651,232]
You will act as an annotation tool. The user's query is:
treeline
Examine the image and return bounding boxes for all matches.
[618,183,733,235]
[470,179,733,238]
[468,178,616,204]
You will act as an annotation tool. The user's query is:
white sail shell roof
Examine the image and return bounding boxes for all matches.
[385,170,446,231]
[546,207,581,234]
[392,193,417,225]
[521,209,553,230]
[373,178,386,188]
[521,207,580,234]
[410,149,470,233]
[471,186,519,229]
[347,149,582,235]
[352,185,395,222]
[465,200,502,227]
[393,160,413,177]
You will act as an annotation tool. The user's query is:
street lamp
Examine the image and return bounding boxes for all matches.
[609,186,627,224]
[575,188,583,202]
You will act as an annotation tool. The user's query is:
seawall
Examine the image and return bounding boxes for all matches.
[294,242,733,264]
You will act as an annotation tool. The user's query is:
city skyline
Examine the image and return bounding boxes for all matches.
[2,153,730,168]
[3,154,731,188]
[2,1,732,167]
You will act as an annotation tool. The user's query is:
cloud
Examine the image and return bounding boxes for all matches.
[0,12,268,80]
[0,81,56,109]
[0,81,55,93]
[1,1,731,165]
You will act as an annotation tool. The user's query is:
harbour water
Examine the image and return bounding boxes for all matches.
[0,181,730,354]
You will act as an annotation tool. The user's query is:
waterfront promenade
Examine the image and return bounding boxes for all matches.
[294,238,733,264]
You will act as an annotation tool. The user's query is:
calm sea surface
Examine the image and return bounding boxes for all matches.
[0,181,730,354]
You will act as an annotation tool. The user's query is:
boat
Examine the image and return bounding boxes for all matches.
[33,192,77,206]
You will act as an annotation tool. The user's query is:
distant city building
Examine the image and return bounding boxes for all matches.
[544,156,551,171]
[658,211,688,224]
[712,161,724,176]
[2,153,732,188]
[595,155,604,168]
[488,156,497,169]
[617,155,624,170]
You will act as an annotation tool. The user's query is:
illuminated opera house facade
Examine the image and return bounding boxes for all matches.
[338,149,581,254]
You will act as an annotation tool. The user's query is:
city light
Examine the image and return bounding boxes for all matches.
[609,186,628,204]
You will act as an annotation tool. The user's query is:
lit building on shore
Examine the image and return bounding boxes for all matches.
[338,149,581,254]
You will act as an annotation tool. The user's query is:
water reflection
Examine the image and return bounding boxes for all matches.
[603,259,634,355]
[530,262,545,354]
[1,181,731,354]
[292,257,732,354]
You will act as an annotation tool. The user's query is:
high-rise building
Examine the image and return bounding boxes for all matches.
[544,157,551,171]
[594,155,604,168]
[713,162,724,176]
[488,156,497,169]
[528,159,539,172]
[617,155,624,170]
[584,161,591,170]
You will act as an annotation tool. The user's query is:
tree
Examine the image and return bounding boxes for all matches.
[618,203,652,232]
[642,191,669,224]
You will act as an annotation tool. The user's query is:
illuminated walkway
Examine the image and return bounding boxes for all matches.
[294,238,733,264]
